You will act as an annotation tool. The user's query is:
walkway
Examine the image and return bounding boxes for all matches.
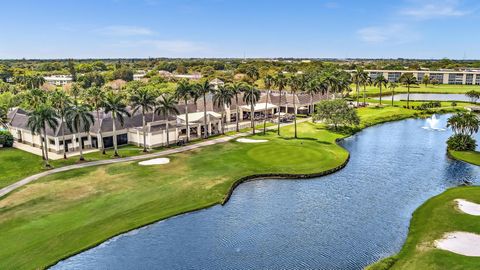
[0,119,309,198]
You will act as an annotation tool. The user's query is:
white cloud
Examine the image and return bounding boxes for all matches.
[94,25,154,36]
[400,0,469,20]
[357,24,419,44]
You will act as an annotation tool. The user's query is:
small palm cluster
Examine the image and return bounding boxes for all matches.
[447,112,480,151]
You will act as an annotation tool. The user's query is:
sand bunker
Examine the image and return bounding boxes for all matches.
[138,158,170,166]
[455,199,480,216]
[236,138,268,143]
[435,232,480,257]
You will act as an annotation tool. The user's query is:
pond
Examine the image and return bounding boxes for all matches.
[379,93,472,102]
[51,115,480,270]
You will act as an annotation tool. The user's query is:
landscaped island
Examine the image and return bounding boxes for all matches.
[0,106,451,270]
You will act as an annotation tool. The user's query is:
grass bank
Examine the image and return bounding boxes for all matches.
[449,150,480,166]
[350,84,480,97]
[0,106,452,269]
[366,187,480,270]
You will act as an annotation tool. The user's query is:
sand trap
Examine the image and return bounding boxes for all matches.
[455,199,480,216]
[236,138,268,143]
[138,158,170,166]
[435,232,480,256]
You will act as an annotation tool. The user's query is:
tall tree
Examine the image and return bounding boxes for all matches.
[399,73,418,108]
[422,75,430,88]
[274,73,288,135]
[263,74,274,134]
[85,85,106,154]
[245,66,259,85]
[305,78,327,119]
[362,75,372,106]
[51,90,71,159]
[212,85,234,134]
[155,94,179,147]
[27,105,59,167]
[103,92,131,157]
[243,84,261,134]
[131,87,156,152]
[0,106,8,128]
[288,75,305,138]
[175,80,193,142]
[373,74,388,105]
[228,82,246,132]
[352,68,369,106]
[65,103,95,161]
[194,79,214,138]
[388,82,398,106]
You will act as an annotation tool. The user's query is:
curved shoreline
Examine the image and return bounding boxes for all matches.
[6,111,449,269]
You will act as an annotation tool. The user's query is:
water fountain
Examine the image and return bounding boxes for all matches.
[423,114,445,131]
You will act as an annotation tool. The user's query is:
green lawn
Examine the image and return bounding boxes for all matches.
[350,84,480,97]
[0,144,150,189]
[449,150,480,166]
[366,187,480,270]
[0,106,429,270]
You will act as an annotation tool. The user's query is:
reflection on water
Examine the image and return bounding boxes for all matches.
[51,115,480,270]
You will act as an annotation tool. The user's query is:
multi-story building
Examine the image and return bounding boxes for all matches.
[43,75,73,86]
[357,70,480,85]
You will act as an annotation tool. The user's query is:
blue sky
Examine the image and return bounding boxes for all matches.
[0,0,479,59]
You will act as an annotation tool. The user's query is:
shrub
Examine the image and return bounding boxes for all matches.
[416,101,441,110]
[451,101,457,107]
[447,134,476,151]
[0,130,14,147]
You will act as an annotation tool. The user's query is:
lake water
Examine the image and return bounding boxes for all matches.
[379,93,471,102]
[51,115,480,270]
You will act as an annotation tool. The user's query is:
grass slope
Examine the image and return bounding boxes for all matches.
[350,84,480,97]
[449,150,480,166]
[366,187,480,270]
[0,106,447,269]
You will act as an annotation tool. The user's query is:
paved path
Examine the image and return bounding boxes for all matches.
[0,119,309,198]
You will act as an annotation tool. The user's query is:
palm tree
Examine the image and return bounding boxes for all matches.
[24,88,47,110]
[243,84,261,134]
[228,82,246,132]
[245,66,259,85]
[388,82,398,106]
[103,92,131,157]
[322,71,339,99]
[373,74,388,105]
[352,68,369,107]
[399,73,418,108]
[130,87,156,152]
[85,85,106,154]
[305,78,327,119]
[0,106,8,128]
[194,80,214,138]
[288,75,305,138]
[422,75,430,88]
[65,103,95,161]
[263,74,274,134]
[447,112,480,137]
[274,73,288,135]
[212,85,234,134]
[27,105,59,167]
[155,94,179,147]
[175,80,193,142]
[362,75,372,106]
[51,90,72,159]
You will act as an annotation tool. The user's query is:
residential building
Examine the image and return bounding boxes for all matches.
[43,75,73,86]
[355,70,480,85]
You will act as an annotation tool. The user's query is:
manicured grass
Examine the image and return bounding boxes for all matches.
[366,187,480,270]
[0,106,445,269]
[350,84,480,97]
[0,148,47,188]
[449,150,480,166]
[0,145,150,189]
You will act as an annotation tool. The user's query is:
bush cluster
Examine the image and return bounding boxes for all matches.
[447,134,477,151]
[415,101,441,110]
[0,130,14,147]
